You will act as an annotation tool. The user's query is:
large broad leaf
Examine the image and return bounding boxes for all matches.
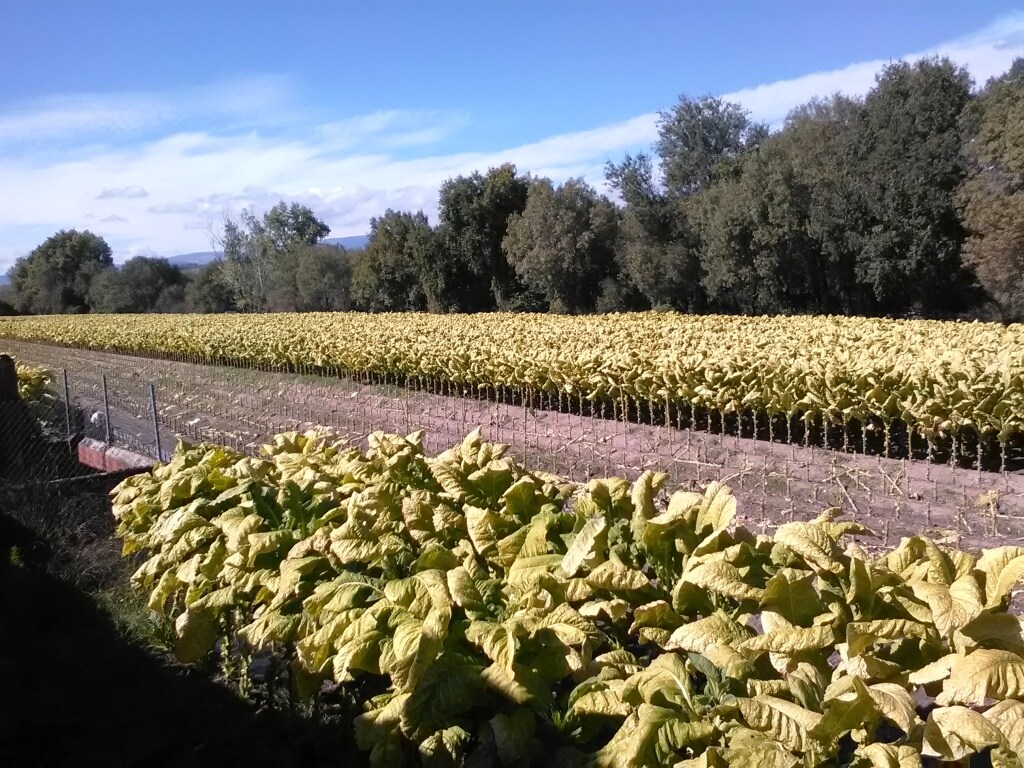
[850,743,923,768]
[985,699,1024,762]
[418,725,471,768]
[389,608,450,692]
[238,610,300,650]
[400,651,489,740]
[740,623,835,658]
[822,677,920,735]
[773,522,843,575]
[736,695,823,753]
[174,604,222,663]
[427,459,472,502]
[760,568,824,627]
[864,682,921,735]
[535,603,597,647]
[489,708,536,765]
[955,612,1024,654]
[630,471,667,525]
[923,705,1005,761]
[569,679,630,719]
[466,621,518,671]
[630,600,684,635]
[595,703,716,768]
[480,662,550,707]
[694,482,737,537]
[666,610,750,654]
[507,554,564,590]
[678,559,764,603]
[502,476,545,523]
[786,662,829,711]
[585,559,650,593]
[467,460,515,504]
[977,547,1024,609]
[909,573,984,638]
[813,676,878,746]
[464,504,504,557]
[353,692,408,754]
[580,598,630,623]
[845,619,935,658]
[936,649,1024,706]
[561,515,608,577]
[446,567,493,619]
[907,653,959,686]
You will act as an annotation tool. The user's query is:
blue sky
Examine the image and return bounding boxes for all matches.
[2,1,1024,270]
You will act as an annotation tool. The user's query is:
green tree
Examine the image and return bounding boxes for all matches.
[184,262,237,313]
[350,211,429,312]
[845,57,977,315]
[780,95,869,314]
[605,153,701,310]
[434,164,534,311]
[959,59,1024,322]
[7,229,113,314]
[502,178,618,313]
[695,121,840,315]
[218,201,330,311]
[655,95,766,197]
[88,256,187,313]
[294,244,352,311]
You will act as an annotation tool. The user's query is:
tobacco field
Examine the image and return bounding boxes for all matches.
[111,427,1024,766]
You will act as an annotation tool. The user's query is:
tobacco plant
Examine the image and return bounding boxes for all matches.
[112,428,1024,766]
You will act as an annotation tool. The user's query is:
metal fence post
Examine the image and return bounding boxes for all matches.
[101,374,111,444]
[62,368,72,439]
[149,383,162,461]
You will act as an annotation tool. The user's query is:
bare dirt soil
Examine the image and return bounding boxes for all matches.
[4,339,1023,555]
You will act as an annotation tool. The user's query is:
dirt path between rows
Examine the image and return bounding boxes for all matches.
[4,339,1023,555]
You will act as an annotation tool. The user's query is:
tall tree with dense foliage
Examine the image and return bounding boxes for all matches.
[351,210,430,312]
[294,244,352,311]
[184,262,237,314]
[7,229,113,314]
[88,256,187,313]
[960,59,1024,322]
[779,95,869,314]
[434,164,534,311]
[655,95,767,197]
[605,153,700,311]
[218,201,330,311]
[503,178,618,313]
[844,57,977,316]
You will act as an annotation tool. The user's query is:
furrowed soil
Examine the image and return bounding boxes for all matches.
[4,338,1024,556]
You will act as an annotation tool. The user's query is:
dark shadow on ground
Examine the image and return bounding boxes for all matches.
[0,481,363,768]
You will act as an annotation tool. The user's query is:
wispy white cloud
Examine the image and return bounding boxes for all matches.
[0,75,294,146]
[96,185,149,200]
[720,12,1024,128]
[2,14,1024,271]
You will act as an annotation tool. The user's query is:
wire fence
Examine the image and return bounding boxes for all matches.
[2,339,1023,552]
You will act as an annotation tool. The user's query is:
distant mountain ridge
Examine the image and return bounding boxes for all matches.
[166,234,370,269]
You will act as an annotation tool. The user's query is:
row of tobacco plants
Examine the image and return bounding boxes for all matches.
[4,312,1023,454]
[112,427,1024,766]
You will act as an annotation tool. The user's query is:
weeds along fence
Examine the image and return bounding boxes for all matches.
[2,339,1023,551]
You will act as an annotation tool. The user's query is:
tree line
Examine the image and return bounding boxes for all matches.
[3,56,1023,321]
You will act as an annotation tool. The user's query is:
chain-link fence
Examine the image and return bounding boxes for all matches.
[2,340,1023,552]
[1,359,98,487]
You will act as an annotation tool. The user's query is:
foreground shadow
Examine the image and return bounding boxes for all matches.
[0,508,363,768]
